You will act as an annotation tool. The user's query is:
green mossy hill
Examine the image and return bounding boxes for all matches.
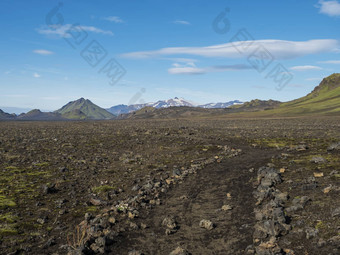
[56,98,114,120]
[274,73,340,115]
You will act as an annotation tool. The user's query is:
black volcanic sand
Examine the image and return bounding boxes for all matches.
[0,117,339,255]
[113,142,277,255]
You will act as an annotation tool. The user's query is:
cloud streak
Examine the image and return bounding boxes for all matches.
[33,72,41,78]
[173,20,191,25]
[103,16,124,23]
[37,24,114,37]
[290,65,323,71]
[168,63,252,75]
[122,39,339,60]
[33,49,54,55]
[317,0,340,17]
[318,60,340,64]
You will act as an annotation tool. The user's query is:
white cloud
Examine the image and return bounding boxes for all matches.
[37,24,114,37]
[317,0,340,17]
[318,60,340,64]
[103,16,124,23]
[290,65,323,71]
[80,25,114,35]
[173,20,191,25]
[33,49,54,55]
[169,66,205,75]
[33,73,41,78]
[122,39,339,60]
[168,63,252,75]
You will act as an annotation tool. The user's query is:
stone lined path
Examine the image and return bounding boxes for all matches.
[112,143,277,255]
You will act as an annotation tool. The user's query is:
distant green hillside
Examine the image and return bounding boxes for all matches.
[18,109,63,120]
[270,73,340,115]
[56,98,114,120]
[230,99,281,112]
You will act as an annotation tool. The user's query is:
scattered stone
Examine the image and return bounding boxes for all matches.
[172,169,181,177]
[245,245,255,254]
[169,247,189,255]
[221,204,233,211]
[317,238,326,248]
[294,144,308,151]
[327,142,340,151]
[84,213,93,221]
[130,222,139,230]
[128,250,143,255]
[59,166,68,173]
[43,238,56,249]
[328,235,340,246]
[43,184,58,194]
[128,211,136,219]
[286,196,310,212]
[199,219,215,230]
[90,243,104,254]
[59,209,67,215]
[162,216,177,229]
[323,185,333,194]
[283,248,295,255]
[37,217,48,225]
[162,216,178,234]
[331,207,340,217]
[132,184,141,191]
[313,172,324,178]
[89,198,102,206]
[108,217,116,224]
[255,240,282,255]
[305,228,319,239]
[310,156,326,164]
[330,170,339,176]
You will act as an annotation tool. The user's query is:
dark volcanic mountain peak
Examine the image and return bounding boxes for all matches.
[0,109,16,119]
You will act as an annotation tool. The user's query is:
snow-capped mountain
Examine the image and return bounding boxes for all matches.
[146,97,195,108]
[107,97,243,115]
[199,100,243,109]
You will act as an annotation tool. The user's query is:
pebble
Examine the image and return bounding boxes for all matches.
[199,219,215,230]
[169,247,189,255]
[221,204,233,211]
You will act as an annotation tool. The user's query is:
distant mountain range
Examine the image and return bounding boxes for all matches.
[0,97,242,120]
[1,73,339,120]
[106,97,243,115]
[0,98,115,120]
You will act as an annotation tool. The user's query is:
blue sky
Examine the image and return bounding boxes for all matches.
[1,0,340,112]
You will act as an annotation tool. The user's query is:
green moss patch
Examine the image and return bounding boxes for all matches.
[0,196,16,209]
[92,185,115,194]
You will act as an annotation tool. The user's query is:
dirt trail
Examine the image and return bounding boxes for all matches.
[112,143,277,255]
